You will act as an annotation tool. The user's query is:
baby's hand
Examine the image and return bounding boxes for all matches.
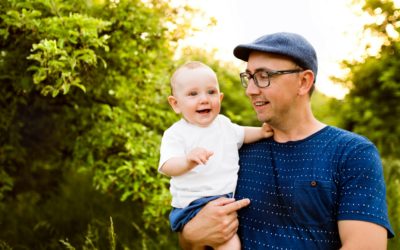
[262,122,274,138]
[186,147,214,168]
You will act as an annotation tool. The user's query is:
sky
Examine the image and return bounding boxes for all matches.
[175,0,380,99]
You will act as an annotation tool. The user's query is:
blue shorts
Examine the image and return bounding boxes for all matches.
[169,193,233,232]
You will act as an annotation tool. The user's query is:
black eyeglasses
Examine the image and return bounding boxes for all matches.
[239,69,304,88]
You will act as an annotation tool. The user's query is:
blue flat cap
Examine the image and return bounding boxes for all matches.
[233,32,318,81]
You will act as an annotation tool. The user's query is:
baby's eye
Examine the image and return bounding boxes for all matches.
[207,89,216,95]
[188,91,197,96]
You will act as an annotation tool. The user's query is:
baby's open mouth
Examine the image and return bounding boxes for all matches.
[197,109,211,114]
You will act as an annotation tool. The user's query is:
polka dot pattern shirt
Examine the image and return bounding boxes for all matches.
[236,126,394,249]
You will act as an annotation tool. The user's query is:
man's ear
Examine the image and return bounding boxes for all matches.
[298,70,314,96]
[167,95,181,114]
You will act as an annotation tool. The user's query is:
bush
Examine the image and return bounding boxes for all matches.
[0,170,178,249]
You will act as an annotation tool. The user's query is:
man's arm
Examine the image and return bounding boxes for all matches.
[338,220,387,250]
[179,197,250,249]
[160,147,213,176]
[243,123,273,143]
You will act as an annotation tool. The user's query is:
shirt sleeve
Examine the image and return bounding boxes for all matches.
[233,122,245,149]
[337,139,394,237]
[158,128,185,174]
[218,114,245,149]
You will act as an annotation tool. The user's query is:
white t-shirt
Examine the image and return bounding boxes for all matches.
[159,114,245,208]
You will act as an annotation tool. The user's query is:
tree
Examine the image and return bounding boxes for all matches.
[336,0,400,157]
[0,0,196,247]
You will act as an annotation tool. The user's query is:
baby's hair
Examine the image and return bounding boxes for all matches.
[170,61,216,95]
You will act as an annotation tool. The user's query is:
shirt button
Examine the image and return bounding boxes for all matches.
[310,180,317,187]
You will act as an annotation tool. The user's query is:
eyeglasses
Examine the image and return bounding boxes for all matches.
[239,69,304,88]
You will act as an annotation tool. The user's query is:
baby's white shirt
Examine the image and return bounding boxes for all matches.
[159,115,245,208]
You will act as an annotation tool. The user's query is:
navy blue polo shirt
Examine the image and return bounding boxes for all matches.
[236,126,394,249]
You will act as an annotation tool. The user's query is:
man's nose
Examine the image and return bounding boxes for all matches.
[245,78,260,96]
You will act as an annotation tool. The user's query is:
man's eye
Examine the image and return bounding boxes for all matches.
[257,71,269,80]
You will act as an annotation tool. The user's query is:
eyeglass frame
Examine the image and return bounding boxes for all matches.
[239,68,305,88]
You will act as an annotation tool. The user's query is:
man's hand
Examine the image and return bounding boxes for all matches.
[179,197,250,249]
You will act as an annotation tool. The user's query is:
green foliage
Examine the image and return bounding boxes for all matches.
[311,91,341,127]
[1,0,110,97]
[0,0,193,247]
[337,52,400,156]
[0,241,12,250]
[108,217,116,250]
[0,170,178,249]
[336,0,400,157]
[383,158,400,249]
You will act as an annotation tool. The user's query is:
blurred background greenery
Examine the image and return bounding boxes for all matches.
[0,0,398,249]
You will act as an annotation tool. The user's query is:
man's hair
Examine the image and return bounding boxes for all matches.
[170,61,217,95]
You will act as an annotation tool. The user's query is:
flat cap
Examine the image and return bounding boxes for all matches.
[233,32,318,80]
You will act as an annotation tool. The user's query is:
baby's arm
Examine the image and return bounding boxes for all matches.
[243,123,273,143]
[159,147,214,177]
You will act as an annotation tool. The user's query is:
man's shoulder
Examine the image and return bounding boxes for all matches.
[324,126,373,145]
[321,126,381,161]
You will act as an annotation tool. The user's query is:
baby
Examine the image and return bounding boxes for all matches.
[159,61,272,249]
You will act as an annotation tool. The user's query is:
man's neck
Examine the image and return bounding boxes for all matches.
[271,111,325,143]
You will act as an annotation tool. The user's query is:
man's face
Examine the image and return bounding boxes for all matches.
[245,52,302,125]
[168,67,224,127]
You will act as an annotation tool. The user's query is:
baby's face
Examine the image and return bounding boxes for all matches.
[169,67,223,127]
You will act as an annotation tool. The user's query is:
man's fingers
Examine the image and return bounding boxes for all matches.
[209,197,251,211]
[209,197,236,207]
[223,198,251,213]
[225,215,240,235]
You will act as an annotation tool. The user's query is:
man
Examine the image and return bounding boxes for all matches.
[179,32,394,249]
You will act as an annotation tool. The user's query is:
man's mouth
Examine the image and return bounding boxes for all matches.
[254,101,269,106]
[197,109,211,114]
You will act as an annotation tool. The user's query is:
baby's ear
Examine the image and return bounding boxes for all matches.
[167,95,181,114]
[220,92,224,102]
